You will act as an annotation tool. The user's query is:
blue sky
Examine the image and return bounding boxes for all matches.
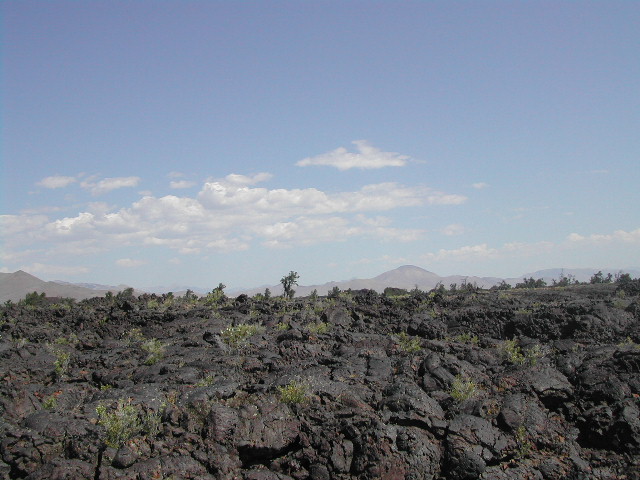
[2,1,639,290]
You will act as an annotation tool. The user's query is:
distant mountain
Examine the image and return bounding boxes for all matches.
[238,265,640,297]
[2,266,639,303]
[239,265,504,297]
[0,271,121,303]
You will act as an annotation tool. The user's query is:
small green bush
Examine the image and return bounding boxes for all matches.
[96,399,161,448]
[52,348,71,377]
[453,332,479,345]
[96,400,143,448]
[142,338,165,365]
[307,322,330,335]
[125,328,145,344]
[221,323,264,348]
[514,425,533,459]
[42,395,58,410]
[275,322,290,331]
[278,381,308,404]
[501,339,526,365]
[396,332,421,353]
[450,374,478,402]
[501,339,543,366]
[195,375,216,387]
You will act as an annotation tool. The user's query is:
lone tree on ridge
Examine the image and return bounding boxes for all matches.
[281,271,300,299]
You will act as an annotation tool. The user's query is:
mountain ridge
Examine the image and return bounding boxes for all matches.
[2,265,639,302]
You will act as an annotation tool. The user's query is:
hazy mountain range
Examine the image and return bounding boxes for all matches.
[2,265,639,303]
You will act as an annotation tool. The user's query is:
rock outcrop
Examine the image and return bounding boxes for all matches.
[0,283,638,479]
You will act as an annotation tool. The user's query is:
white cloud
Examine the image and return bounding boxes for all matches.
[296,140,409,170]
[167,171,185,178]
[2,172,465,265]
[19,263,90,276]
[1,214,49,236]
[87,202,116,214]
[169,180,196,189]
[472,182,489,189]
[423,243,499,262]
[37,175,77,189]
[567,228,640,245]
[427,193,467,205]
[441,224,465,236]
[82,176,141,196]
[197,179,434,215]
[116,258,147,268]
[224,172,273,185]
[422,240,558,264]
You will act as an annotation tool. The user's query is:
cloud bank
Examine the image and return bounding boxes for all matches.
[3,174,465,264]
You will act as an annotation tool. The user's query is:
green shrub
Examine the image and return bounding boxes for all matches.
[396,332,421,353]
[514,425,533,459]
[195,375,216,387]
[501,339,543,366]
[125,328,145,344]
[450,374,478,402]
[52,348,71,377]
[96,399,149,448]
[146,299,160,309]
[524,344,544,365]
[21,291,47,307]
[277,381,308,404]
[501,339,525,365]
[203,283,227,305]
[42,395,58,410]
[221,323,264,348]
[453,332,479,345]
[141,338,165,365]
[275,322,290,331]
[307,322,330,335]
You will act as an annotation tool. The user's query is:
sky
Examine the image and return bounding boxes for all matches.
[1,1,639,291]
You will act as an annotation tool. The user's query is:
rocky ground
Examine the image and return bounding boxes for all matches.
[0,281,639,479]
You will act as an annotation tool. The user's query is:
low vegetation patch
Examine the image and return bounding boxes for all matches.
[221,323,265,348]
[277,380,309,404]
[141,338,165,365]
[307,321,330,335]
[450,374,479,402]
[396,332,421,353]
[96,399,161,448]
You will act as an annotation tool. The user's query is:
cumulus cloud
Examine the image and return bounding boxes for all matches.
[169,180,196,189]
[116,258,146,267]
[296,140,409,170]
[197,179,433,215]
[472,182,489,189]
[2,172,467,267]
[82,176,141,196]
[37,175,77,189]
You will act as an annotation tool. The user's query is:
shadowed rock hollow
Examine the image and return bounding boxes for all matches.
[0,282,639,479]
